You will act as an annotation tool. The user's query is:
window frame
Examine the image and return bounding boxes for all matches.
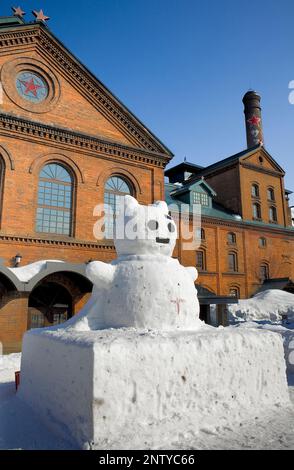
[104,175,133,239]
[227,232,236,245]
[35,163,74,237]
[252,202,261,220]
[228,251,238,272]
[269,205,277,223]
[196,249,206,271]
[251,183,260,198]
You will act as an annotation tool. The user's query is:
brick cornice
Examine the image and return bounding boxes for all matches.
[240,162,284,177]
[0,232,115,251]
[0,24,172,157]
[0,113,169,168]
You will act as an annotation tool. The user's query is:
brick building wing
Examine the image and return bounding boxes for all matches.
[0,14,293,353]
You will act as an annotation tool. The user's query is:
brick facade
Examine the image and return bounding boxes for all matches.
[0,19,293,353]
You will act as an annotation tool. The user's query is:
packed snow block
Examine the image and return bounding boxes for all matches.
[19,327,289,449]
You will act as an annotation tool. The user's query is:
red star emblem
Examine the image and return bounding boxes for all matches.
[247,115,261,126]
[19,78,43,97]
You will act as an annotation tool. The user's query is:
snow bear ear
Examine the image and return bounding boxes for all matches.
[124,195,139,216]
[154,200,169,215]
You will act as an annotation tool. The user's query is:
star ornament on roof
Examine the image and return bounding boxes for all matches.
[32,9,50,24]
[12,6,26,17]
[247,115,261,126]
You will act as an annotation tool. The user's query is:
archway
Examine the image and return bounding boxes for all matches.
[28,281,73,329]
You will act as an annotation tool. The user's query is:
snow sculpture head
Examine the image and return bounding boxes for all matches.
[115,195,177,257]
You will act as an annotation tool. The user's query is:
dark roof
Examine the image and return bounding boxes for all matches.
[196,285,238,304]
[254,278,294,295]
[0,16,25,27]
[165,161,204,177]
[167,144,285,189]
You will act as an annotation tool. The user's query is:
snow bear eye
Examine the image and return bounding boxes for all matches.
[147,220,159,231]
[168,222,175,233]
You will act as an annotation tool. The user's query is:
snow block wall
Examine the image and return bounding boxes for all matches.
[19,327,289,449]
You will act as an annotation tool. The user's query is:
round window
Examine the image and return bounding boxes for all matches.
[16,71,48,103]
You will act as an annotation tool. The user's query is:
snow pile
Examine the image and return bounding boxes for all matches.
[8,260,64,282]
[228,290,294,323]
[19,326,289,450]
[231,322,294,374]
[0,353,21,383]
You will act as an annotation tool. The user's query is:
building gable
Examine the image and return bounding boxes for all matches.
[240,147,285,176]
[0,23,172,157]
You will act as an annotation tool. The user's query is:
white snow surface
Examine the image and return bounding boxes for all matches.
[228,289,294,322]
[8,260,64,282]
[1,348,293,450]
[19,326,289,449]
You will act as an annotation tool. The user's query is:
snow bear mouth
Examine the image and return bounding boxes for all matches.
[156,237,170,244]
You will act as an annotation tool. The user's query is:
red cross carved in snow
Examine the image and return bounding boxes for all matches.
[171,298,185,315]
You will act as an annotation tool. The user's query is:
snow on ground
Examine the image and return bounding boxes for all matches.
[8,260,64,282]
[0,352,293,450]
[228,289,294,322]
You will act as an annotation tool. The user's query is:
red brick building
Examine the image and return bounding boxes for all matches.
[0,14,293,353]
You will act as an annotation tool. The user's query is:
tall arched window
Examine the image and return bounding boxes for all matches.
[0,157,5,225]
[227,232,236,244]
[251,184,259,198]
[196,250,206,271]
[252,202,261,219]
[228,252,238,272]
[196,228,205,241]
[104,175,132,239]
[267,187,275,201]
[36,163,73,236]
[269,206,277,222]
[260,263,269,281]
[229,286,240,298]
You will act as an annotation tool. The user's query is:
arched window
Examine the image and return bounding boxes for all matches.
[227,232,236,244]
[252,202,261,219]
[36,163,73,236]
[104,175,132,239]
[196,250,206,271]
[0,157,5,225]
[269,206,277,222]
[259,237,266,248]
[228,252,238,272]
[260,263,269,281]
[251,184,259,198]
[196,227,205,241]
[267,187,275,201]
[229,286,240,298]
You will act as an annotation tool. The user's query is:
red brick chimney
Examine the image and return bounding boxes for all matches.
[242,90,264,148]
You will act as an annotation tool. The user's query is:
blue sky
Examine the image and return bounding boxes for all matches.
[2,0,294,204]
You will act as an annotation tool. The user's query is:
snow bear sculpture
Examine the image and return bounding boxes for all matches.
[69,195,201,331]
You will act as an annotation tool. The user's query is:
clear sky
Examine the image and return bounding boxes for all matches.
[2,0,294,204]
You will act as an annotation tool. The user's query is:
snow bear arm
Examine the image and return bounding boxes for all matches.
[86,261,115,289]
[185,266,198,282]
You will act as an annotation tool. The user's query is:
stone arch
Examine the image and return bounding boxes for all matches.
[0,144,15,170]
[28,270,93,329]
[29,153,85,184]
[0,265,23,291]
[96,167,142,196]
